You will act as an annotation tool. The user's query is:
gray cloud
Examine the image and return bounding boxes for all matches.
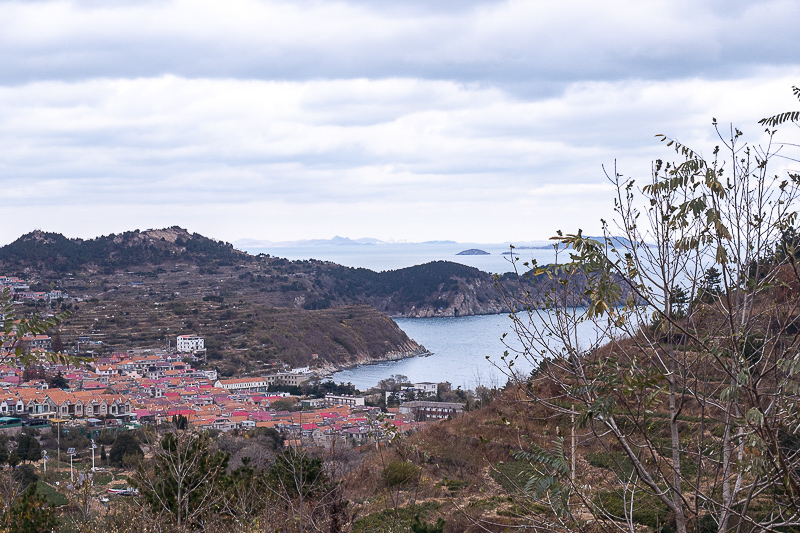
[0,1,798,244]
[0,0,797,91]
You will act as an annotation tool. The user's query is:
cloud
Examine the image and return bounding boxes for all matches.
[0,0,797,90]
[0,1,798,244]
[1,72,798,244]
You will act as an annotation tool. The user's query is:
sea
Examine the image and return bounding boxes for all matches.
[240,242,567,275]
[237,241,580,390]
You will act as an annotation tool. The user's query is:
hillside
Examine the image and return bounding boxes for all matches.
[56,299,424,376]
[0,227,245,272]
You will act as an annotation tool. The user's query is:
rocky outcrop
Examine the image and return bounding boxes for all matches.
[403,286,509,318]
[316,342,430,373]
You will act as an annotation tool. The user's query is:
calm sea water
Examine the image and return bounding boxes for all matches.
[330,314,522,391]
[240,242,564,274]
[331,312,609,391]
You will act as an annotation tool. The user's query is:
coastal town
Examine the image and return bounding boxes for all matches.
[0,274,465,447]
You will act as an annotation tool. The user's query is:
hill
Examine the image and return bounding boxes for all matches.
[0,227,245,272]
[0,228,616,370]
[0,227,512,317]
[57,299,424,376]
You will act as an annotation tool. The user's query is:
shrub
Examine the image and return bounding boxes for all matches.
[109,432,144,467]
[382,460,420,487]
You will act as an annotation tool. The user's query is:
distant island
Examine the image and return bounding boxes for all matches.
[234,236,459,247]
[457,249,490,255]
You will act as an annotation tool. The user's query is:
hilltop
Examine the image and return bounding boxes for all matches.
[0,227,245,272]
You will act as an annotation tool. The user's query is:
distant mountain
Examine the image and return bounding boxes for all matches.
[502,236,647,253]
[235,237,460,247]
[235,236,387,247]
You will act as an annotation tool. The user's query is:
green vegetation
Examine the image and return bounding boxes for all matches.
[35,482,68,507]
[382,460,420,487]
[0,227,241,273]
[490,460,534,494]
[8,484,58,533]
[108,432,143,467]
[352,502,440,533]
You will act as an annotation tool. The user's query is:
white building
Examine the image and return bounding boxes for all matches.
[324,394,365,407]
[214,377,268,393]
[413,382,438,397]
[177,335,204,353]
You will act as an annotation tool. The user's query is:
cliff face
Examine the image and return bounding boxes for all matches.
[402,289,509,318]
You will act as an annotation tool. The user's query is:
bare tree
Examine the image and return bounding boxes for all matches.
[133,431,229,531]
[501,91,800,532]
[258,443,347,533]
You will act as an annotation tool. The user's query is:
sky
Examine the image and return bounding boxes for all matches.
[1,0,799,246]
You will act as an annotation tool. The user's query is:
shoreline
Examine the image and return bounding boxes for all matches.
[315,346,431,377]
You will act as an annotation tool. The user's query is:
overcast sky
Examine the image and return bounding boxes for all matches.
[1,0,799,245]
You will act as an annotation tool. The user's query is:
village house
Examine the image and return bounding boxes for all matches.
[399,401,464,421]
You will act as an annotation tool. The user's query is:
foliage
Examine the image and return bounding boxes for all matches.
[15,436,41,464]
[133,431,229,529]
[594,490,671,532]
[1,288,71,367]
[7,483,57,533]
[410,514,446,533]
[268,449,328,499]
[11,465,37,489]
[352,502,440,533]
[758,86,800,127]
[47,372,68,389]
[323,260,483,309]
[382,460,421,487]
[377,374,410,392]
[109,432,144,467]
[0,227,241,272]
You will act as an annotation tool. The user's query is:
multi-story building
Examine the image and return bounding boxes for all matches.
[176,335,204,353]
[324,394,365,408]
[399,401,464,421]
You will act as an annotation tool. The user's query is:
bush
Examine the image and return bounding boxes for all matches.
[13,464,38,489]
[109,432,143,467]
[382,460,420,487]
[9,484,57,532]
[594,490,671,531]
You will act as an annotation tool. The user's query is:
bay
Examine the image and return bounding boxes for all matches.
[330,314,521,391]
[331,311,608,391]
[237,241,602,392]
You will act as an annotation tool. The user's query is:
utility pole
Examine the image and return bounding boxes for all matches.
[68,448,75,482]
[55,418,62,475]
[90,439,97,471]
[571,405,576,483]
